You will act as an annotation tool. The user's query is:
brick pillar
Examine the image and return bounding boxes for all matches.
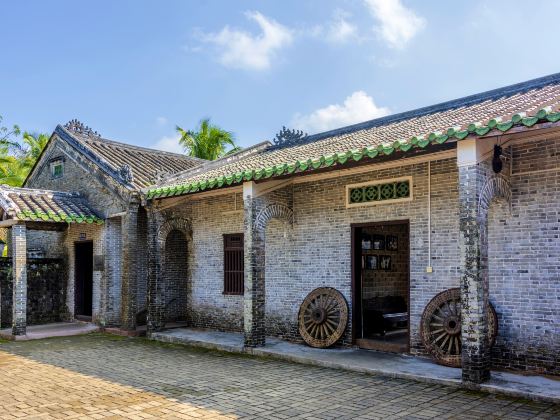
[458,164,491,384]
[11,223,27,336]
[121,203,139,331]
[243,196,266,347]
[146,207,164,335]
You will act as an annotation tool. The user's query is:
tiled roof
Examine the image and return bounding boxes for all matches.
[0,186,103,224]
[56,124,204,190]
[147,73,560,200]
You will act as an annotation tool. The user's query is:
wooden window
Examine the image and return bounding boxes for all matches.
[223,233,244,295]
[50,158,64,179]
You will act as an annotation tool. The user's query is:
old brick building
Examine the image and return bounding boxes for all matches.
[0,73,558,385]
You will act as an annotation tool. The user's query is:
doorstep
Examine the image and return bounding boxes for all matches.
[0,321,99,341]
[149,327,560,404]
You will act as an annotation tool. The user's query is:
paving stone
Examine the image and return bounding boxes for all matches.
[0,334,557,419]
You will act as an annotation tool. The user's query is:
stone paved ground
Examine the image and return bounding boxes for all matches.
[0,334,558,419]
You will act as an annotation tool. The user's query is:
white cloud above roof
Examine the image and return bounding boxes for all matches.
[364,0,425,49]
[202,11,293,71]
[153,134,184,154]
[291,91,390,134]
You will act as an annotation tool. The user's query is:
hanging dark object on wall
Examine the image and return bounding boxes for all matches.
[492,144,503,174]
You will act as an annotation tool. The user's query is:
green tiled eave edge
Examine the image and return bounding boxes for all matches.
[15,210,104,224]
[147,108,560,200]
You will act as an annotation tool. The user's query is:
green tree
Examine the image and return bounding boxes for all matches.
[20,132,49,168]
[0,121,49,186]
[0,115,21,150]
[0,155,30,186]
[176,118,240,160]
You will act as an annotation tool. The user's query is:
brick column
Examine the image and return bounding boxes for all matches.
[11,223,27,337]
[146,207,164,335]
[243,196,266,347]
[458,164,491,384]
[121,203,139,331]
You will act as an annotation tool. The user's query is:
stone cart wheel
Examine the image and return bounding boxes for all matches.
[299,287,348,348]
[420,287,498,367]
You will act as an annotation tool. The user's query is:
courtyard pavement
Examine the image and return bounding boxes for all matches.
[0,333,558,419]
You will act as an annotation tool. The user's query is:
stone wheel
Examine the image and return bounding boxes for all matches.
[420,288,498,367]
[299,287,348,348]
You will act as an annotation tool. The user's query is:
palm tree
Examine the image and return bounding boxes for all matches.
[0,115,21,150]
[0,155,29,186]
[0,131,49,187]
[20,132,49,167]
[176,118,240,160]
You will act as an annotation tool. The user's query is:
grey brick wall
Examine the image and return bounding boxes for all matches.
[26,137,128,217]
[103,218,122,326]
[130,136,558,375]
[260,160,461,348]
[163,229,189,322]
[24,135,144,329]
[160,193,245,332]
[26,230,64,258]
[488,138,560,375]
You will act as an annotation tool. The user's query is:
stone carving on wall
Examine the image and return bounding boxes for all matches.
[118,164,134,184]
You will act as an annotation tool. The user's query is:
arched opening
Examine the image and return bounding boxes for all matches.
[264,218,295,340]
[245,202,294,347]
[487,197,511,365]
[163,229,188,323]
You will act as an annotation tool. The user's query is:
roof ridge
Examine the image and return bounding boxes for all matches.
[287,72,560,147]
[154,141,271,187]
[70,129,206,162]
[0,185,81,197]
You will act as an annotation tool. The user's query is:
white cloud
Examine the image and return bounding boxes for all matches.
[364,0,425,49]
[326,10,359,44]
[310,10,358,44]
[152,134,184,154]
[201,11,293,71]
[156,116,168,126]
[291,91,390,133]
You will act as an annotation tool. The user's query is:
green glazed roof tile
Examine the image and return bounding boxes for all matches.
[147,76,560,199]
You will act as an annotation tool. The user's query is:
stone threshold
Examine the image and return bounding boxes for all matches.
[150,327,560,404]
[0,321,99,341]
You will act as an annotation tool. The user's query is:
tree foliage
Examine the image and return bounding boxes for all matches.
[176,118,240,160]
[0,115,49,186]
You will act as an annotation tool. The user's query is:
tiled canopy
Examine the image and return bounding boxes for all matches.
[147,73,560,199]
[0,186,103,224]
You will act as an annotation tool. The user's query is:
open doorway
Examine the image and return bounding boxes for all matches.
[352,221,409,352]
[75,241,93,320]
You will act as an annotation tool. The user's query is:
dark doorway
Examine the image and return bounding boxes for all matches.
[163,230,188,323]
[352,220,410,353]
[75,241,93,319]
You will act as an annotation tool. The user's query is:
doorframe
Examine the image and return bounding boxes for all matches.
[350,219,411,351]
[74,240,94,320]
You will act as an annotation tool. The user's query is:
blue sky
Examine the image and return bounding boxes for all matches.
[1,0,559,152]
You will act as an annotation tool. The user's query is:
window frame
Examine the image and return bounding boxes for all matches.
[223,233,244,295]
[49,157,65,179]
[345,176,413,208]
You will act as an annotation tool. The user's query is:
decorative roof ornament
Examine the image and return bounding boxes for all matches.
[273,126,307,147]
[152,169,171,184]
[63,119,101,138]
[118,164,134,184]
